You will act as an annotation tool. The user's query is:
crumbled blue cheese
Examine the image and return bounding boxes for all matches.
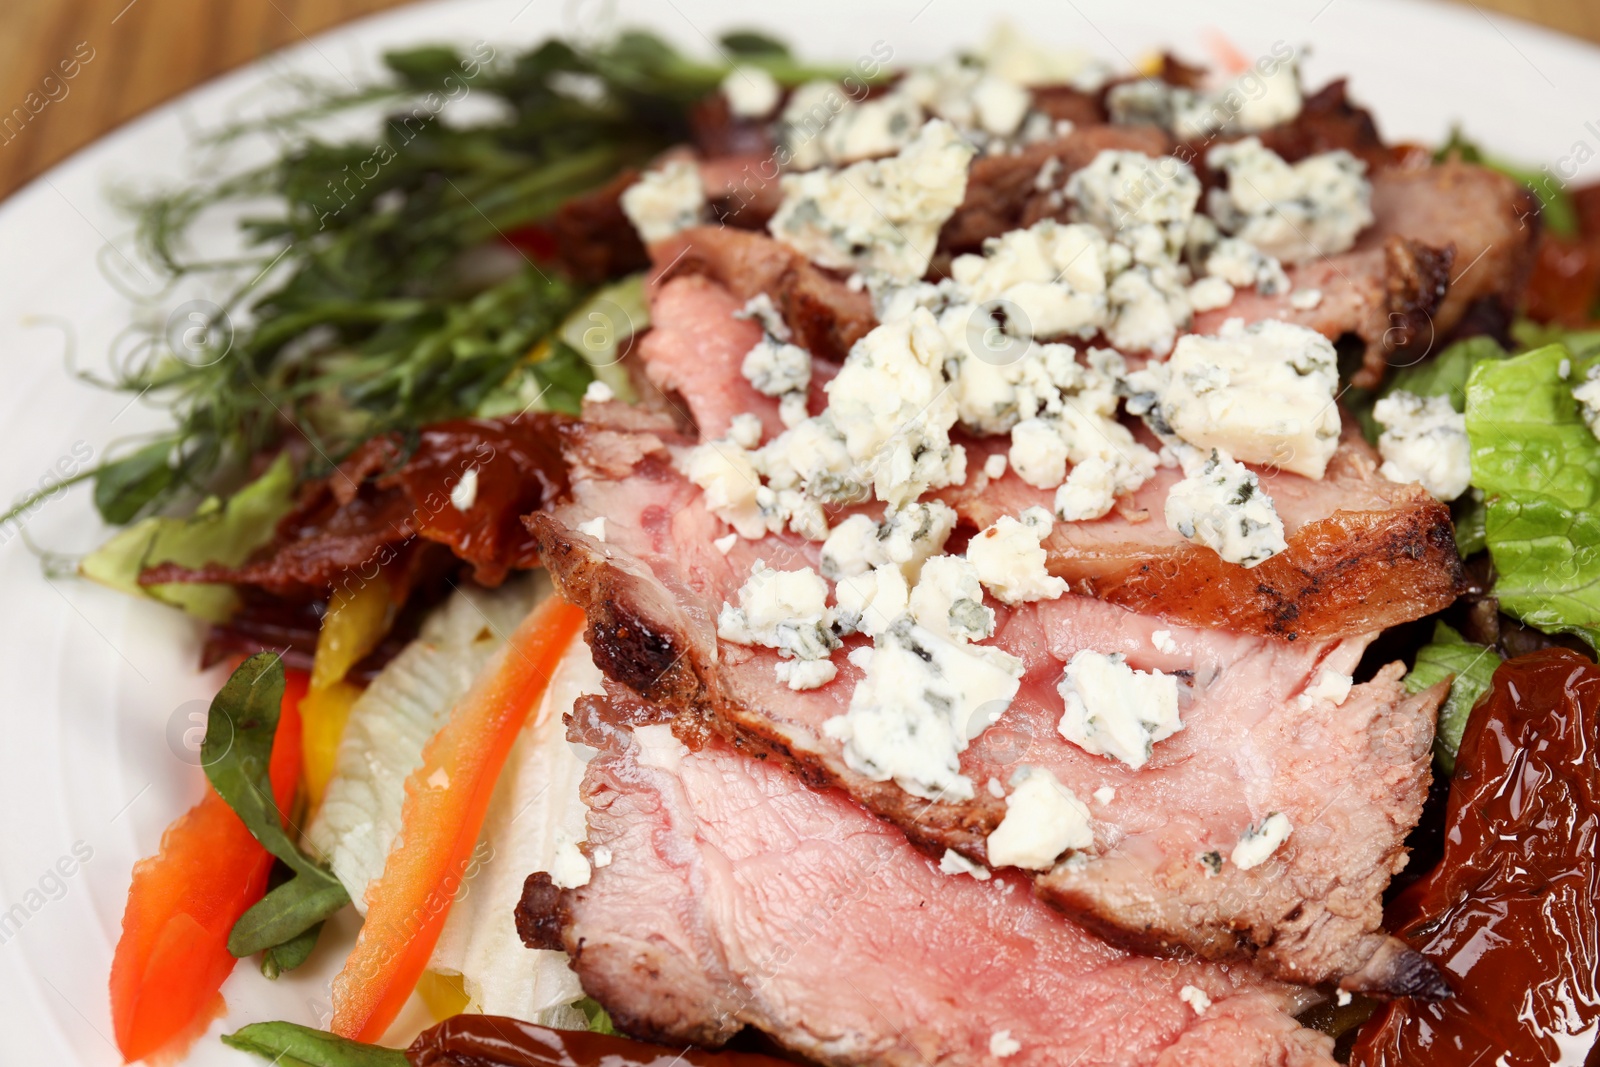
[1178,985,1213,1015]
[576,517,606,543]
[985,765,1094,869]
[1298,667,1353,709]
[1056,650,1183,769]
[984,452,1009,480]
[780,83,924,169]
[1054,456,1122,522]
[1202,237,1289,296]
[1009,417,1070,488]
[1576,367,1600,442]
[824,308,966,505]
[1187,275,1236,312]
[1151,629,1177,655]
[1092,785,1115,805]
[735,293,790,340]
[549,831,591,889]
[1374,390,1472,501]
[979,23,1111,91]
[1067,150,1201,262]
[717,561,839,661]
[899,60,1032,140]
[834,563,910,638]
[619,160,706,243]
[938,848,992,881]
[1131,319,1342,480]
[722,64,781,119]
[713,533,738,555]
[1231,812,1293,870]
[775,659,839,691]
[757,412,865,506]
[1290,288,1323,310]
[742,336,813,430]
[989,1030,1022,1059]
[967,508,1067,604]
[1107,59,1302,139]
[583,380,616,404]
[947,221,1114,342]
[450,466,479,511]
[770,119,975,283]
[825,617,1024,801]
[728,413,764,450]
[818,501,958,581]
[907,555,995,642]
[682,439,768,539]
[1164,450,1288,568]
[1207,139,1373,263]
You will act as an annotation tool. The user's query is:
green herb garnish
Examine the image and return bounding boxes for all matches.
[204,654,350,964]
[222,1021,407,1067]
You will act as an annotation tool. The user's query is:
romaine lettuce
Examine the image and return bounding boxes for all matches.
[1403,621,1502,774]
[1465,343,1600,649]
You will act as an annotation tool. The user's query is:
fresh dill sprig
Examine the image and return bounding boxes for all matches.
[33,29,835,530]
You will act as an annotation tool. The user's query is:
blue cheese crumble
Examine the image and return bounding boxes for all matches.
[967,507,1068,604]
[1373,390,1472,501]
[717,561,839,662]
[770,119,975,284]
[1206,139,1373,263]
[1056,650,1183,769]
[1164,450,1288,568]
[1576,367,1600,442]
[1231,812,1293,870]
[721,64,781,119]
[619,160,707,243]
[985,765,1094,869]
[907,555,996,643]
[824,617,1023,801]
[1129,319,1342,480]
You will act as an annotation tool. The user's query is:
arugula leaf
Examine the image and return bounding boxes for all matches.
[1465,343,1600,648]
[80,453,295,622]
[93,440,178,525]
[261,920,323,979]
[203,655,351,958]
[1403,622,1502,774]
[222,1022,407,1067]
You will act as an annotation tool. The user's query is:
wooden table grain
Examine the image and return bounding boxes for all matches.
[1,0,1597,203]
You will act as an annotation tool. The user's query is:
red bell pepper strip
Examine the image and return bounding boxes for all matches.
[330,596,586,1042]
[109,667,308,1063]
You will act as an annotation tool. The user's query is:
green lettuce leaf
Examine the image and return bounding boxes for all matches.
[1403,622,1502,775]
[1465,343,1600,648]
[79,453,295,622]
[203,655,350,960]
[1385,336,1507,412]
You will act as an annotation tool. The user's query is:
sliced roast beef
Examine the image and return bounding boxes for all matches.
[941,424,1462,641]
[1192,236,1452,390]
[937,125,1174,259]
[650,227,876,362]
[1360,160,1539,342]
[528,706,1338,1066]
[525,408,1447,996]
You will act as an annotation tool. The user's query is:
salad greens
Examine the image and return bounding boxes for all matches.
[78,452,295,621]
[1403,622,1502,774]
[1465,343,1600,651]
[0,31,849,535]
[204,654,350,967]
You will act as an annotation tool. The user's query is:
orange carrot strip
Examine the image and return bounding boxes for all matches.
[330,596,587,1042]
[110,668,307,1063]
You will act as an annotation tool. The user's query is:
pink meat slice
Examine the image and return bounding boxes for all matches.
[530,707,1338,1067]
[526,405,1447,996]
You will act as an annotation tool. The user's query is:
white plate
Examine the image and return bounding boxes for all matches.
[2,0,1597,1063]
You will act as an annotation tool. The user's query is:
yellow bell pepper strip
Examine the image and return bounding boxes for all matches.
[303,569,396,810]
[330,594,587,1042]
[109,665,307,1063]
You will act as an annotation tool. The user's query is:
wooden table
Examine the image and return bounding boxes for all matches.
[1,0,1597,202]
